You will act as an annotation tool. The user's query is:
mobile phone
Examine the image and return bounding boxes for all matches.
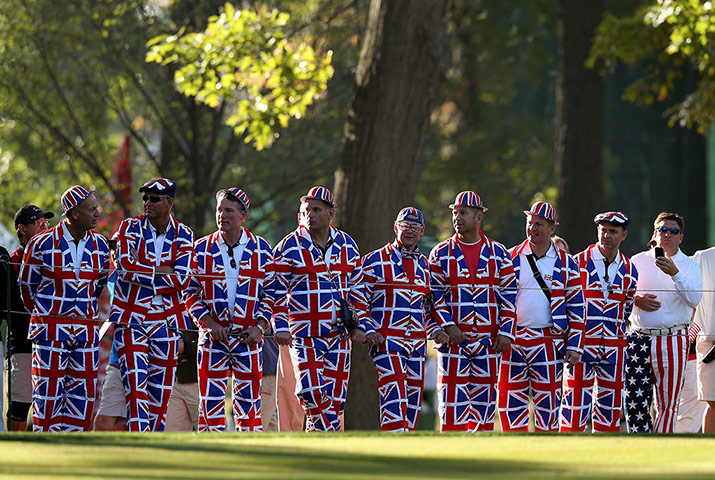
[654,246,664,258]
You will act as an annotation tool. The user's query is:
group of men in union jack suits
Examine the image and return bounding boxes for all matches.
[12,179,702,433]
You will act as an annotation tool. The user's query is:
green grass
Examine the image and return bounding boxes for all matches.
[1,432,714,479]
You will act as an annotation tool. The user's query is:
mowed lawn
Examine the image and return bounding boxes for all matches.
[1,432,714,479]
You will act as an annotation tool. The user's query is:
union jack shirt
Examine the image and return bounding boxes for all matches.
[272,225,373,338]
[574,244,637,360]
[429,232,518,340]
[185,228,276,340]
[511,239,585,353]
[362,242,433,340]
[109,214,194,330]
[19,220,110,341]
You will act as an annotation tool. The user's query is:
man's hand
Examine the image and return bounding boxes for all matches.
[274,331,292,346]
[655,256,679,277]
[177,338,185,355]
[635,293,661,312]
[201,315,227,343]
[155,266,174,275]
[564,350,581,369]
[350,328,366,344]
[240,326,262,345]
[432,329,450,345]
[493,334,512,354]
[365,331,384,346]
[445,324,466,346]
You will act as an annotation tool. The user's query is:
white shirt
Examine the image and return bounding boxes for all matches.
[148,222,167,307]
[515,243,557,328]
[692,247,715,337]
[218,229,248,319]
[61,222,89,279]
[590,246,624,295]
[629,248,702,330]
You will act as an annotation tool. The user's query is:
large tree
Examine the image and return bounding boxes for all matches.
[333,0,451,430]
[555,0,605,252]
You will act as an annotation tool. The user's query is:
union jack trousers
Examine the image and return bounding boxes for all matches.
[19,221,110,431]
[428,232,517,431]
[498,241,584,432]
[624,329,688,433]
[290,335,351,432]
[560,244,637,432]
[115,311,178,432]
[362,241,432,431]
[110,214,193,432]
[197,338,263,432]
[185,228,276,432]
[273,225,372,432]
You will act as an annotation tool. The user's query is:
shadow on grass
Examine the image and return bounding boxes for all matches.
[0,432,714,479]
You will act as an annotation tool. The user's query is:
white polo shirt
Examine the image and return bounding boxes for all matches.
[692,247,715,338]
[515,243,557,328]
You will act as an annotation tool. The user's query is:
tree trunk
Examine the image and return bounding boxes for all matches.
[334,0,451,430]
[556,0,604,252]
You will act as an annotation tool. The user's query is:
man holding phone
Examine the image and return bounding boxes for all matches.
[625,212,702,433]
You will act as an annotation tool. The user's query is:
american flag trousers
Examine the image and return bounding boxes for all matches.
[197,336,263,432]
[289,335,350,432]
[437,338,500,432]
[497,327,564,432]
[369,338,426,432]
[624,328,688,433]
[115,310,179,432]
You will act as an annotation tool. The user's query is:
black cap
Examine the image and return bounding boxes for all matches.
[14,205,55,228]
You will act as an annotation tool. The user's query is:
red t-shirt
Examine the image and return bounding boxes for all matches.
[459,240,482,284]
[402,256,416,284]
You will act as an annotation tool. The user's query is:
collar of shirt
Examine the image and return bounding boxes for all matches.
[523,242,557,259]
[218,228,248,250]
[392,241,421,259]
[591,245,623,267]
[300,225,337,254]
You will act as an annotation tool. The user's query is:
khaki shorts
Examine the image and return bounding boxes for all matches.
[697,338,715,402]
[96,365,127,418]
[6,353,33,403]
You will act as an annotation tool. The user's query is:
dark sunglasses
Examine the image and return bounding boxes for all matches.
[142,194,168,203]
[227,248,237,269]
[657,226,681,235]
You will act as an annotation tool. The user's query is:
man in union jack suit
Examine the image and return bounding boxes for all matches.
[185,187,275,432]
[559,211,638,432]
[429,191,517,432]
[362,207,431,432]
[272,186,381,431]
[498,201,584,432]
[110,178,194,432]
[19,185,110,432]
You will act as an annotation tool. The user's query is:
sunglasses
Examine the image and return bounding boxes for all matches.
[25,219,50,228]
[142,194,169,203]
[396,221,424,233]
[656,226,681,235]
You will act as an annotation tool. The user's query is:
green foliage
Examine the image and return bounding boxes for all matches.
[146,3,334,151]
[590,0,715,133]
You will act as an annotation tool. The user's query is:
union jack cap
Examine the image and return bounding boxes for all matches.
[139,178,177,198]
[395,206,424,225]
[300,186,335,208]
[61,185,94,215]
[594,211,630,228]
[217,187,250,218]
[524,201,558,224]
[449,191,488,212]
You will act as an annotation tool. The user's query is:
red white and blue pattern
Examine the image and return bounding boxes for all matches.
[523,201,558,224]
[498,327,564,431]
[498,241,584,432]
[114,314,178,432]
[289,335,350,431]
[300,186,335,207]
[560,244,638,432]
[216,187,251,216]
[139,178,176,197]
[594,211,630,227]
[272,225,372,338]
[395,206,424,225]
[197,338,262,432]
[109,215,194,330]
[428,232,517,431]
[362,241,431,431]
[18,220,109,432]
[449,191,488,212]
[60,185,93,215]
